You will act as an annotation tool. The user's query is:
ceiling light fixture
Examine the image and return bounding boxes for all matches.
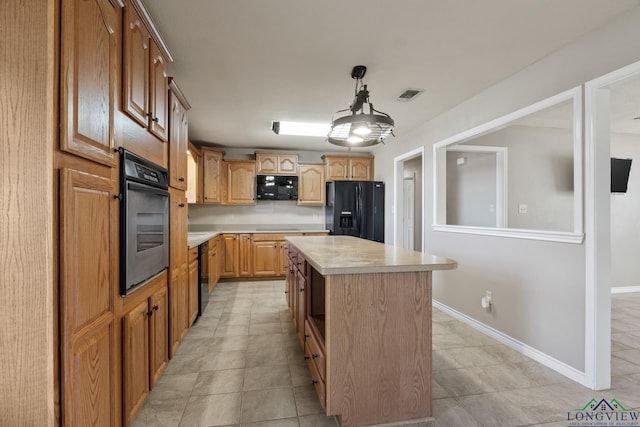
[271,121,329,137]
[328,65,395,148]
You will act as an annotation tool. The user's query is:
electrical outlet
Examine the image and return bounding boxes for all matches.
[485,290,492,302]
[518,204,528,214]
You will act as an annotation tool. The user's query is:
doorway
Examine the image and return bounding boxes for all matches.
[394,147,424,251]
[585,59,640,390]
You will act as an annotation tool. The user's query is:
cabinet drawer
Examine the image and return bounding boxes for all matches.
[252,233,285,241]
[305,345,326,409]
[304,321,326,382]
[188,247,198,263]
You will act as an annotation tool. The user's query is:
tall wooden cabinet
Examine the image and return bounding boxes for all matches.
[58,0,122,425]
[169,188,189,356]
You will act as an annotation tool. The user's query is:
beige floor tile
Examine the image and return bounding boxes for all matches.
[426,397,479,427]
[297,414,338,427]
[192,369,245,395]
[241,388,298,423]
[294,385,324,416]
[243,365,292,391]
[215,324,250,338]
[242,418,299,427]
[201,350,247,371]
[211,335,250,352]
[249,323,284,336]
[612,348,640,367]
[432,367,496,397]
[246,345,289,367]
[179,393,242,427]
[456,392,538,426]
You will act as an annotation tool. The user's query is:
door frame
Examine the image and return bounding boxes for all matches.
[583,59,640,390]
[393,147,424,251]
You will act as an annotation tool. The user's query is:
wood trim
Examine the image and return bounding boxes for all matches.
[109,0,125,8]
[128,0,174,62]
[169,78,191,110]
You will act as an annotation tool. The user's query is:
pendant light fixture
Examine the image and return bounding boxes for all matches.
[328,65,395,148]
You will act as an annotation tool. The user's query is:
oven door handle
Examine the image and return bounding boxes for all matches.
[127,182,170,197]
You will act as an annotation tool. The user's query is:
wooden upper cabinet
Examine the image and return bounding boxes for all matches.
[60,0,119,167]
[256,153,298,175]
[349,157,373,180]
[298,163,325,206]
[123,2,149,127]
[123,0,169,142]
[226,161,256,205]
[323,155,373,181]
[149,42,169,141]
[186,143,203,203]
[168,83,190,190]
[202,148,224,204]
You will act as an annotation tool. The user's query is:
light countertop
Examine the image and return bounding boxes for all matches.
[187,224,329,248]
[285,235,457,275]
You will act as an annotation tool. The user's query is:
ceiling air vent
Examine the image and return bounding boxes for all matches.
[396,88,423,102]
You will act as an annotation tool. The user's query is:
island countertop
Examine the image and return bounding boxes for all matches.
[285,235,457,275]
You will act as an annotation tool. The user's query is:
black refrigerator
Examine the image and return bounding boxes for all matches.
[325,181,384,242]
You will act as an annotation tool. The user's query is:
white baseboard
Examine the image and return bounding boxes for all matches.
[432,300,588,387]
[611,286,640,294]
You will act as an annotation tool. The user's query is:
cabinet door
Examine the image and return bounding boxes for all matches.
[278,155,298,174]
[253,240,279,276]
[169,92,188,190]
[227,161,256,205]
[149,42,169,142]
[279,241,289,276]
[203,149,223,203]
[122,0,150,128]
[220,234,239,277]
[123,299,150,426]
[324,157,349,181]
[169,267,182,357]
[255,154,278,174]
[60,168,117,427]
[208,241,219,292]
[238,234,253,277]
[60,0,118,166]
[296,270,306,347]
[149,286,169,389]
[169,188,188,268]
[186,146,202,203]
[298,164,325,206]
[188,259,199,325]
[349,157,373,181]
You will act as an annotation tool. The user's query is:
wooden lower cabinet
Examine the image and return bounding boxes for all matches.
[59,167,119,427]
[169,264,189,357]
[188,247,199,324]
[207,237,221,292]
[220,234,239,278]
[253,240,279,276]
[238,234,253,276]
[122,278,169,426]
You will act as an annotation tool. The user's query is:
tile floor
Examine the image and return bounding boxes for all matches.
[132,282,640,427]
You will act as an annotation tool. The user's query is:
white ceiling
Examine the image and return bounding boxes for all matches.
[142,0,640,152]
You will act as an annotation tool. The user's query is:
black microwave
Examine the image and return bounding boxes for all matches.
[256,175,298,200]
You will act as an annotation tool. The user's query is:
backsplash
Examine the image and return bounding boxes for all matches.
[188,201,324,226]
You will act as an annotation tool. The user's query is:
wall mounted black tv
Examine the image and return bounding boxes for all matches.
[611,158,632,193]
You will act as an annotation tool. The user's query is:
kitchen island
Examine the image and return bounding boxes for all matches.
[285,236,456,427]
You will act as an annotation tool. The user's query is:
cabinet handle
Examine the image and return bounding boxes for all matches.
[178,203,185,207]
[312,354,319,359]
[153,305,159,311]
[312,380,319,385]
[299,288,304,292]
[146,311,153,317]
[146,112,153,118]
[284,291,288,294]
[304,356,310,360]
[152,117,159,123]
[304,334,310,339]
[178,177,185,182]
[113,194,123,201]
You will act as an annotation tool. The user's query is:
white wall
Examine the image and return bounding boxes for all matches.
[373,8,640,374]
[188,201,324,226]
[610,132,640,286]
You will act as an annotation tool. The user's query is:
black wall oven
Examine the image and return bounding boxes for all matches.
[119,148,169,295]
